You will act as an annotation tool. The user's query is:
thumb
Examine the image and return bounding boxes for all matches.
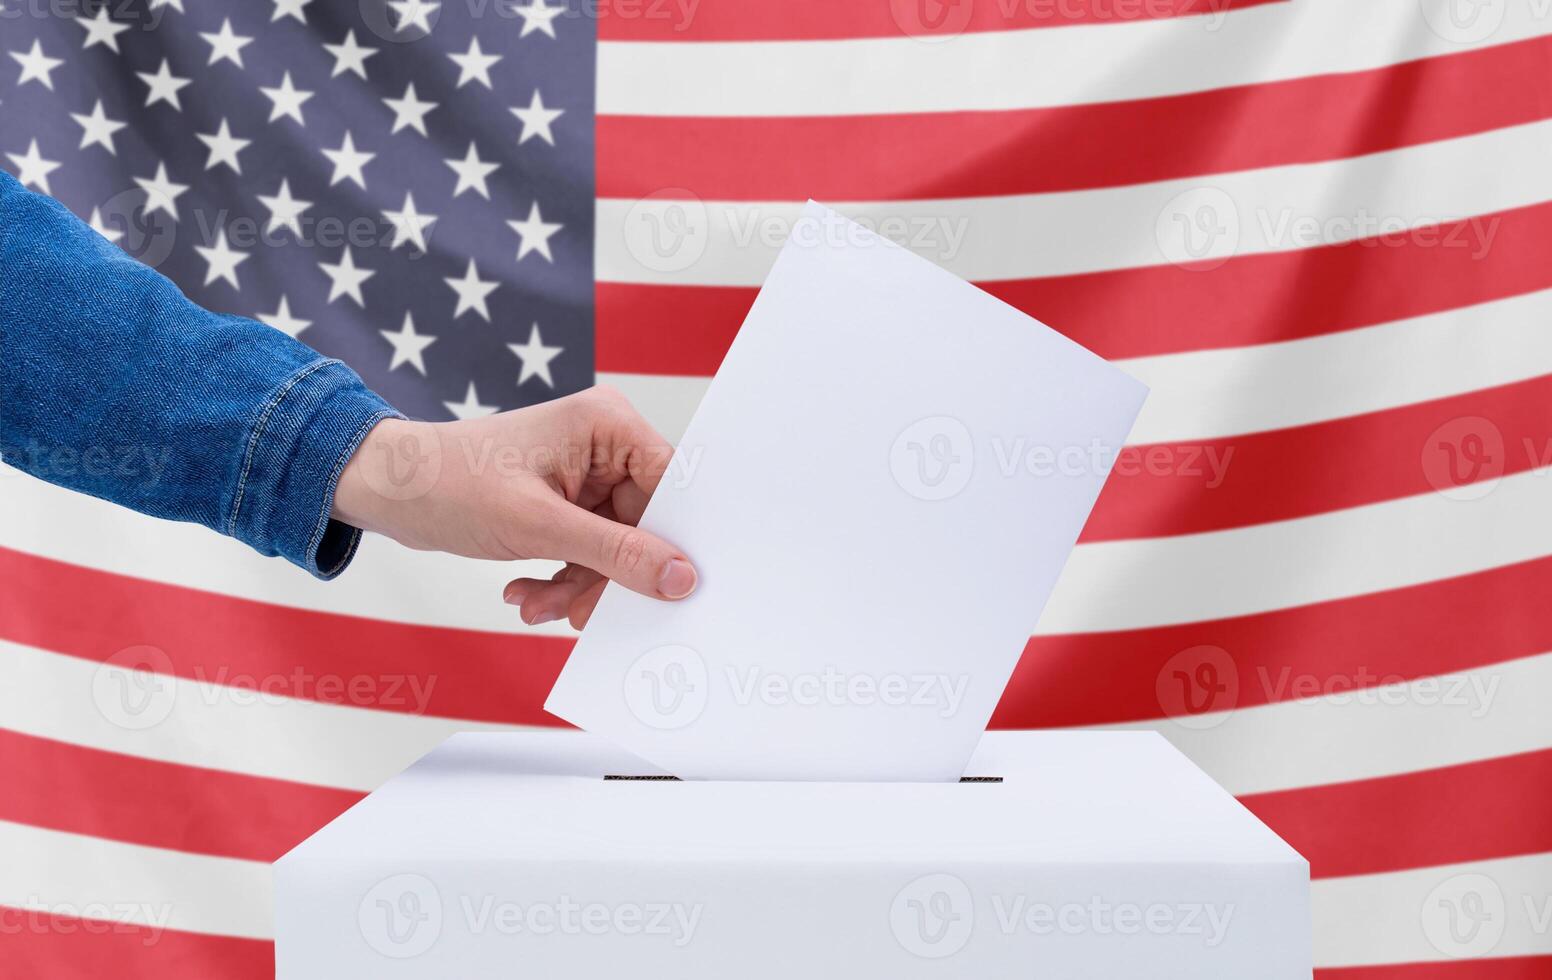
[541,502,698,601]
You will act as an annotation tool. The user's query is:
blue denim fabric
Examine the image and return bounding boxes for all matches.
[0,169,400,578]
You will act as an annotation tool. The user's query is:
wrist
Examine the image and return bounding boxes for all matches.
[332,417,446,541]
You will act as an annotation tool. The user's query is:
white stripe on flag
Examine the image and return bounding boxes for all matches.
[1120,289,1552,444]
[594,120,1552,286]
[1313,851,1552,967]
[1048,466,1552,633]
[0,638,513,792]
[0,475,561,636]
[597,0,1552,116]
[0,820,271,940]
[3,467,1552,636]
[5,639,1548,798]
[1103,651,1552,796]
[604,288,1552,445]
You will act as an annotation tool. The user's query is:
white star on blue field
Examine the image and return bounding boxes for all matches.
[0,0,593,420]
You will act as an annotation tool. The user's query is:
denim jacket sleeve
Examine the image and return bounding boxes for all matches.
[0,168,400,579]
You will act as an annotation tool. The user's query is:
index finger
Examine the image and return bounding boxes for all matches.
[587,386,676,498]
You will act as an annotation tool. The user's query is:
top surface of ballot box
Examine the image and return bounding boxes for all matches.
[276,731,1311,979]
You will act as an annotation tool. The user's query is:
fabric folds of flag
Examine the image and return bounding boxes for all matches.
[2,0,1551,976]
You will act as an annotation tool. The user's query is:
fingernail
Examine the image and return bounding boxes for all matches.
[503,584,530,605]
[658,558,697,599]
[528,609,560,625]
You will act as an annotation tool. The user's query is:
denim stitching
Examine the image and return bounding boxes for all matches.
[226,358,338,539]
[308,406,400,578]
[4,169,402,576]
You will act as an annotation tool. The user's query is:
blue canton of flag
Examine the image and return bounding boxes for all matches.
[0,0,595,421]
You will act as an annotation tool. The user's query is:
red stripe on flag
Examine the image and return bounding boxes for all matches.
[2,546,1546,729]
[0,730,362,863]
[1,910,273,980]
[0,546,572,727]
[1242,750,1552,880]
[593,0,1281,41]
[595,282,750,376]
[5,910,1547,979]
[599,38,1552,200]
[9,736,1539,888]
[596,200,1552,375]
[4,724,1544,881]
[1318,959,1552,980]
[994,556,1552,729]
[1083,373,1552,542]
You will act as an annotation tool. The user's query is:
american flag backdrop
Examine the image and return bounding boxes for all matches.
[3,0,1552,975]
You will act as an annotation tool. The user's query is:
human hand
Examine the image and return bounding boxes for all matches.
[331,385,696,628]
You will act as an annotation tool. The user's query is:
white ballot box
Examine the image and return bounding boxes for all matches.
[275,731,1311,979]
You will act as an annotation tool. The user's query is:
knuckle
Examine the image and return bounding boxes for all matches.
[588,383,626,409]
[603,526,650,574]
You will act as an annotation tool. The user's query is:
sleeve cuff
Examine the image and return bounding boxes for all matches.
[225,359,401,579]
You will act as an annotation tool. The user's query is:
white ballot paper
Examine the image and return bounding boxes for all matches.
[547,202,1146,781]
